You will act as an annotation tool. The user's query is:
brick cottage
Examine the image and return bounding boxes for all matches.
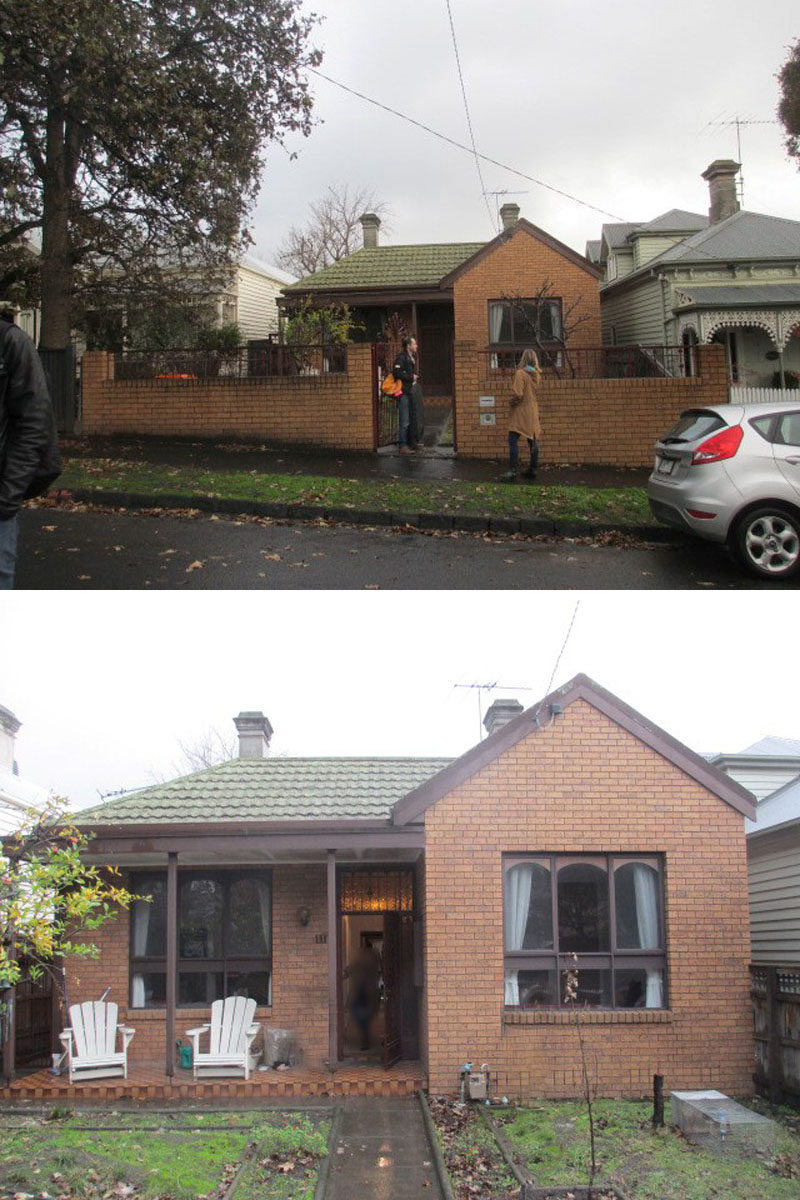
[62,674,755,1100]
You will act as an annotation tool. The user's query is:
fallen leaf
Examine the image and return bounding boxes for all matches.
[186,560,204,572]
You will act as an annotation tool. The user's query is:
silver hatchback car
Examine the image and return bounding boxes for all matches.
[648,400,800,581]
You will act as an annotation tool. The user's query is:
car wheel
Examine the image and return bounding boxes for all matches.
[731,506,800,581]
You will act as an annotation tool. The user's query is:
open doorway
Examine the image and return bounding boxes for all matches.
[338,868,419,1066]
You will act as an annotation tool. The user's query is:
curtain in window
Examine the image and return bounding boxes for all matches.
[256,878,272,1005]
[632,864,663,1007]
[504,863,533,1005]
[489,302,505,370]
[131,898,151,1008]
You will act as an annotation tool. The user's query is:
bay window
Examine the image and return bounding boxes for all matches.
[130,870,272,1008]
[503,854,666,1009]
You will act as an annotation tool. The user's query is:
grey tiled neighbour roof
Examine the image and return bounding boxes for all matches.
[585,240,601,263]
[676,283,800,307]
[601,222,642,250]
[75,757,454,825]
[636,209,708,233]
[648,211,800,265]
[285,244,486,292]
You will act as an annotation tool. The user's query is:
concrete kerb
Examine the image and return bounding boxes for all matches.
[417,1091,455,1200]
[63,488,680,543]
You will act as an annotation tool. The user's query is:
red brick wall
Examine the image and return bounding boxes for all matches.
[423,699,754,1099]
[81,345,375,452]
[454,342,728,465]
[65,865,331,1068]
[452,227,602,350]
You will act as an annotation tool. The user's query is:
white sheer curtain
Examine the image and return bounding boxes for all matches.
[489,303,505,369]
[256,879,272,1005]
[131,899,151,1008]
[504,863,533,1006]
[632,864,663,1008]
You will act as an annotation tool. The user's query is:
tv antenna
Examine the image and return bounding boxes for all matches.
[454,681,534,740]
[699,115,778,206]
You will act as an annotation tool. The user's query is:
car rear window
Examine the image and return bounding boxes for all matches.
[659,410,727,445]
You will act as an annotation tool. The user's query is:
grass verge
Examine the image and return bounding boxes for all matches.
[57,458,651,526]
[0,1109,330,1200]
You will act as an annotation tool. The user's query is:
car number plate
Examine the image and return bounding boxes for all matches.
[657,457,675,475]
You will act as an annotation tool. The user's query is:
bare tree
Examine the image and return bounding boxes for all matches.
[501,282,594,377]
[176,727,238,773]
[276,184,389,278]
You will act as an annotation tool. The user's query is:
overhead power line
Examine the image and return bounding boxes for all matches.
[545,599,581,696]
[308,68,627,223]
[444,0,495,233]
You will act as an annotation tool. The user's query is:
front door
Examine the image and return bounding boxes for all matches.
[417,304,454,397]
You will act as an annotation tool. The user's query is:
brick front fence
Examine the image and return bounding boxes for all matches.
[81,340,729,467]
[81,342,376,452]
[454,342,729,466]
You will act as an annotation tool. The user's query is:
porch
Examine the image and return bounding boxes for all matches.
[0,1058,426,1103]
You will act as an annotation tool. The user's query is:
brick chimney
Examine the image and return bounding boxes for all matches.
[702,160,740,225]
[233,711,273,759]
[483,697,524,737]
[359,212,381,249]
[500,203,521,231]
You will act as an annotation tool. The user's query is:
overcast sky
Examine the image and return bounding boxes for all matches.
[250,0,799,266]
[1,591,797,809]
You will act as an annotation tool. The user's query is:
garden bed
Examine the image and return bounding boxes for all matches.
[0,1107,330,1200]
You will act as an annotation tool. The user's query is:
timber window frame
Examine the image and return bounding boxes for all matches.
[129,869,272,1009]
[502,853,667,1010]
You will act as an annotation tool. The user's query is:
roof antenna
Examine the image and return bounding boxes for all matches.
[454,681,534,741]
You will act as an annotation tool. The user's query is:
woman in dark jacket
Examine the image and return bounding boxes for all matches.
[392,335,420,453]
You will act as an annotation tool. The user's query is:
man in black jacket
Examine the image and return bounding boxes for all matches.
[392,335,419,454]
[0,310,61,589]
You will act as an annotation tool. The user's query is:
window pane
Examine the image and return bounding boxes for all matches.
[227,969,271,1006]
[615,967,664,1009]
[505,861,553,950]
[562,968,611,1007]
[178,970,225,1006]
[557,861,609,952]
[489,302,513,344]
[227,877,270,956]
[179,877,224,959]
[776,412,800,447]
[517,969,557,1007]
[131,971,165,1008]
[131,877,166,957]
[614,862,661,950]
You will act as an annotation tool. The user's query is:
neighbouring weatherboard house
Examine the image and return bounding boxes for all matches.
[49,674,757,1101]
[592,160,800,393]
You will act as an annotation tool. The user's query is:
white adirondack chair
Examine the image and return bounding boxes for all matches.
[185,996,261,1080]
[59,1001,135,1084]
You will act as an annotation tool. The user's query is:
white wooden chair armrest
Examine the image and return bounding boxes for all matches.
[59,1029,73,1055]
[185,1025,209,1035]
[118,1025,135,1051]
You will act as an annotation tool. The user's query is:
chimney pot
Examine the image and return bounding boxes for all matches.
[359,212,381,249]
[499,203,521,231]
[0,703,21,772]
[483,697,524,737]
[701,159,740,225]
[233,711,273,759]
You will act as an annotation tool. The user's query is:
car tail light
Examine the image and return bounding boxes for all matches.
[686,509,718,520]
[691,425,743,464]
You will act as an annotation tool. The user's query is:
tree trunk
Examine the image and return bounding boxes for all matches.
[39,108,74,350]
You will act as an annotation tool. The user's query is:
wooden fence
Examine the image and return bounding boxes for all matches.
[750,964,800,1106]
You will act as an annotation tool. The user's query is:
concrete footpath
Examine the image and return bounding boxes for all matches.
[61,436,670,542]
[322,1096,445,1199]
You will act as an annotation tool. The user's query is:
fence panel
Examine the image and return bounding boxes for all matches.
[731,387,793,405]
[750,964,800,1107]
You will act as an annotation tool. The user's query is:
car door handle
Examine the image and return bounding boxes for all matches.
[785,456,800,466]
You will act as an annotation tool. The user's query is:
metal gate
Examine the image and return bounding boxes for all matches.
[372,342,398,449]
[39,346,77,434]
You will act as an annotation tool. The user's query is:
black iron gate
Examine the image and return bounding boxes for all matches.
[372,342,398,449]
[39,346,77,434]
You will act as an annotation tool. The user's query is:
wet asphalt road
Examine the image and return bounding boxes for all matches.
[14,505,787,590]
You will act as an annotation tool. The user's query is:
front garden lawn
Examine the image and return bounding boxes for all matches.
[0,1108,329,1200]
[497,1098,800,1199]
[56,459,652,527]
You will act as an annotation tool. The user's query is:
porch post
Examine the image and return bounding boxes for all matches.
[327,849,337,1068]
[1,931,17,1084]
[165,851,178,1077]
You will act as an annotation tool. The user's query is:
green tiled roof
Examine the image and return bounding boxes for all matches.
[75,757,453,825]
[285,244,486,292]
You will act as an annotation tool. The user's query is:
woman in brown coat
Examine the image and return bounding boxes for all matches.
[500,348,542,482]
